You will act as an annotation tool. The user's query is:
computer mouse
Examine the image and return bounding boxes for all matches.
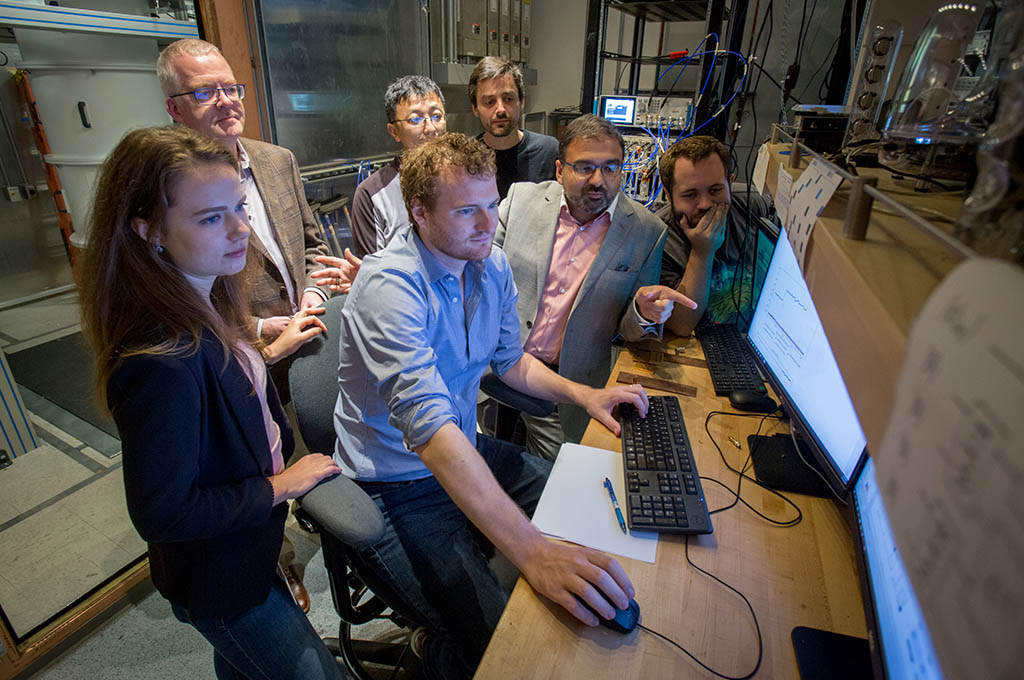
[729,389,778,413]
[575,594,641,634]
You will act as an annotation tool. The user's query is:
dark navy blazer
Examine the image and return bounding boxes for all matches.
[107,331,294,619]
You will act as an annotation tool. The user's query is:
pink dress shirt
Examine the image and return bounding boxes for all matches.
[524,196,620,364]
[235,341,285,475]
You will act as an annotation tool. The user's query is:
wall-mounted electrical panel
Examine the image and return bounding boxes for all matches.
[521,0,532,62]
[457,0,487,58]
[487,0,500,56]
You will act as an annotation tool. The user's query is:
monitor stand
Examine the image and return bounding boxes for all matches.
[747,433,833,498]
[791,626,872,680]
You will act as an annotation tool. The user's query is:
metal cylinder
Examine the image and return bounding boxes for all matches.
[843,176,878,240]
[788,137,803,169]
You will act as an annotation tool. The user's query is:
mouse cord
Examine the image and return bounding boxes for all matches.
[701,410,803,526]
[637,535,763,680]
[704,411,769,515]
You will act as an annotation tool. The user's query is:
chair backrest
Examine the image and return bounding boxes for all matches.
[288,294,347,455]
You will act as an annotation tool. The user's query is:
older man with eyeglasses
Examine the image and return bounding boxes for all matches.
[494,114,695,460]
[157,39,330,387]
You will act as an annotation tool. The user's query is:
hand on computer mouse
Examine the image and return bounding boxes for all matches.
[574,592,641,634]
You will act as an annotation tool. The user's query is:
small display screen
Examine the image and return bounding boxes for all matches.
[602,96,636,125]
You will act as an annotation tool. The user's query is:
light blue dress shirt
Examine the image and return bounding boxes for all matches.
[333,229,524,482]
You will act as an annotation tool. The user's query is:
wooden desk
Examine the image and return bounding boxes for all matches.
[475,338,866,679]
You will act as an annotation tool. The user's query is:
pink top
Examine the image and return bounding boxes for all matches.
[234,341,284,475]
[523,198,617,364]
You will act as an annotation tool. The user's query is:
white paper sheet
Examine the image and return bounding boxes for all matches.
[784,158,842,271]
[752,144,771,194]
[531,443,658,563]
[875,258,1024,680]
[775,164,793,227]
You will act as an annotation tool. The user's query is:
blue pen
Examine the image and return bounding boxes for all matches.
[603,477,627,534]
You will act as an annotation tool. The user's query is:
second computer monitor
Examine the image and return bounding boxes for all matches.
[745,227,867,495]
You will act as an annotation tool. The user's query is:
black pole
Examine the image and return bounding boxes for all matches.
[581,0,604,115]
[693,0,727,131]
[627,8,647,96]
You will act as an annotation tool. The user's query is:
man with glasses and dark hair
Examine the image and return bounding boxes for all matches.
[469,56,557,198]
[346,75,447,258]
[157,38,329,362]
[156,37,329,614]
[495,114,695,460]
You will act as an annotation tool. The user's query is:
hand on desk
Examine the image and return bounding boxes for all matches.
[580,383,649,436]
[520,538,635,627]
[312,249,362,293]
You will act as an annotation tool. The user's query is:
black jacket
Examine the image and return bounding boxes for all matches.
[107,331,293,619]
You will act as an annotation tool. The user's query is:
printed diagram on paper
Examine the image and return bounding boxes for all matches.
[783,158,842,270]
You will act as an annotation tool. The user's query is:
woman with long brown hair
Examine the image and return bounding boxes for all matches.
[79,125,344,680]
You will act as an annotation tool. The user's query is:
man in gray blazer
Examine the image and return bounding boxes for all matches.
[496,115,695,459]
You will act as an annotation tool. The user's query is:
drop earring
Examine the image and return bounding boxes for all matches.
[155,242,164,253]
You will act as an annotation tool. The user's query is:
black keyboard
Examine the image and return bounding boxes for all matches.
[618,396,712,535]
[695,324,766,396]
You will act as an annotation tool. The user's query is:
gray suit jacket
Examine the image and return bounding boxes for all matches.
[496,180,667,442]
[240,138,329,319]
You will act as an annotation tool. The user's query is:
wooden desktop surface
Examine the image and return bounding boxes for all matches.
[474,337,866,679]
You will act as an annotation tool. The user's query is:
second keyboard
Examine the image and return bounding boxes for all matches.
[619,396,712,535]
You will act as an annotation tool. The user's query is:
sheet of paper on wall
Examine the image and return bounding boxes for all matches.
[751,144,771,194]
[875,258,1024,680]
[775,164,793,226]
[784,158,842,271]
[531,443,658,563]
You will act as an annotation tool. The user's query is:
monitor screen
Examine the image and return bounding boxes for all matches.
[746,227,867,491]
[854,458,944,679]
[601,96,636,125]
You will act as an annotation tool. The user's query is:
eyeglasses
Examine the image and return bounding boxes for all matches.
[390,112,445,127]
[171,84,245,105]
[563,160,623,177]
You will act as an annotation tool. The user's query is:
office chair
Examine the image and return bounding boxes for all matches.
[288,294,423,680]
[478,371,555,444]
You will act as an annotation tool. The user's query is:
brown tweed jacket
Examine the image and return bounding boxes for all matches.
[239,138,329,319]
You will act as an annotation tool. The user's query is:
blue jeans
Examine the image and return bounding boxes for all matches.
[171,577,344,680]
[356,434,552,680]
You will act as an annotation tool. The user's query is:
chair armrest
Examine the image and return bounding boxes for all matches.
[480,372,555,418]
[299,474,384,549]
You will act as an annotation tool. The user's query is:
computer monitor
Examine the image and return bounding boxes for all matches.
[852,457,944,679]
[599,95,637,126]
[745,226,867,496]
